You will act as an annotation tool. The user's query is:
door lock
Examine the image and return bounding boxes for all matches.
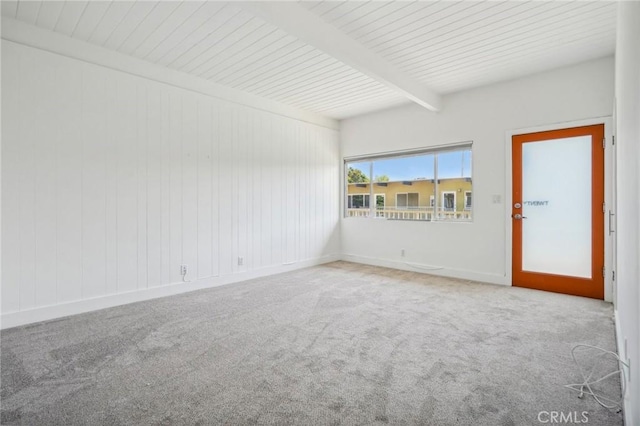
[514,202,522,208]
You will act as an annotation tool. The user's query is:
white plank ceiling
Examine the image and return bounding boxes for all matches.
[301,1,617,95]
[1,1,617,119]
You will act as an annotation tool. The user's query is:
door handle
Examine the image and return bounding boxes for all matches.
[512,214,527,220]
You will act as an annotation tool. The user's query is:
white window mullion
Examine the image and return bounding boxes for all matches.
[369,162,374,218]
[433,154,439,221]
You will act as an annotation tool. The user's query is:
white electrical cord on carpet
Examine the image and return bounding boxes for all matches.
[565,344,629,411]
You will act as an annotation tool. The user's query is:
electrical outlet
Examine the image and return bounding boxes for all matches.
[180,264,188,276]
[401,249,405,257]
[238,257,244,266]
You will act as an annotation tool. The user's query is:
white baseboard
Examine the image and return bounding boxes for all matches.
[1,254,341,330]
[614,309,633,426]
[1,253,507,329]
[340,254,508,286]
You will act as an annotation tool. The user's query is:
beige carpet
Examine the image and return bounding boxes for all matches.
[1,261,622,425]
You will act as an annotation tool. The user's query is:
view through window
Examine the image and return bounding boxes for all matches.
[345,145,472,221]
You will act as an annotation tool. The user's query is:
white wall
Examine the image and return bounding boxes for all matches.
[614,2,640,424]
[340,57,614,285]
[1,40,341,328]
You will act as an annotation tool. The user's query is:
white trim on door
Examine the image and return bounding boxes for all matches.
[505,116,614,302]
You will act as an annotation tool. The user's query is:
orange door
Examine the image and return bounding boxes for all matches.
[512,124,604,299]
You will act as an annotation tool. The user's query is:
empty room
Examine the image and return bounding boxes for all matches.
[1,1,639,425]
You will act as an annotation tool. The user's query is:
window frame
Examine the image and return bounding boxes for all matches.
[347,193,370,209]
[375,194,385,217]
[441,191,456,212]
[464,191,472,210]
[396,192,420,209]
[344,142,472,222]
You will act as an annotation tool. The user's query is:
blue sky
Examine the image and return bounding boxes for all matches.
[349,151,472,181]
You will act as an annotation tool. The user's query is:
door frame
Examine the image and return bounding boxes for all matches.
[505,116,614,302]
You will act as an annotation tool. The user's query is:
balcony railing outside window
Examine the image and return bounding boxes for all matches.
[346,206,472,221]
[345,144,472,222]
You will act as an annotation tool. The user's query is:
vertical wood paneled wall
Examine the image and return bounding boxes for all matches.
[1,41,340,318]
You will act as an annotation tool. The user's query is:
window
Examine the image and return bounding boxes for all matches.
[345,144,472,221]
[345,161,372,217]
[396,193,419,208]
[348,194,369,209]
[442,192,456,211]
[375,194,385,217]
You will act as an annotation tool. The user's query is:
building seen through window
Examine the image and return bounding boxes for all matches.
[345,146,472,221]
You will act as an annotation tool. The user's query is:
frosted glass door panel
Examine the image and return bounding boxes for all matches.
[521,136,592,278]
